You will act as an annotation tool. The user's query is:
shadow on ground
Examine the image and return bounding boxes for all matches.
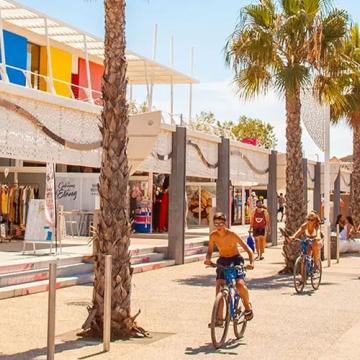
[0,338,100,360]
[185,338,244,356]
[175,273,295,291]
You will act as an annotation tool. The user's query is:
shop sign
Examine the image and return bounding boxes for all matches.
[55,173,99,211]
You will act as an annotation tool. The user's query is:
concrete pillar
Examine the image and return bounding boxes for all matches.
[333,170,341,225]
[216,137,230,226]
[314,161,321,214]
[267,150,277,245]
[168,126,186,265]
[302,158,308,213]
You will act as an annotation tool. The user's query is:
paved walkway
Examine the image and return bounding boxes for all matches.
[0,224,252,266]
[1,246,360,359]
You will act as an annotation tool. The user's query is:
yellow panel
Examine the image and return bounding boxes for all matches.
[39,46,47,92]
[39,46,72,97]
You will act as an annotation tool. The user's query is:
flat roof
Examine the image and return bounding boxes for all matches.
[0,0,198,85]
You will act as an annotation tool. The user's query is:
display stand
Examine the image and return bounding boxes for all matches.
[22,199,63,254]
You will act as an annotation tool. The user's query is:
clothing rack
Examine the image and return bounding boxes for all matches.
[0,182,40,242]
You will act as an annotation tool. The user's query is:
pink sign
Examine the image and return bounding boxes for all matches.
[45,163,56,228]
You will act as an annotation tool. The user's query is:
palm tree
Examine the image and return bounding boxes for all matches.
[225,0,348,271]
[329,24,360,227]
[82,0,144,338]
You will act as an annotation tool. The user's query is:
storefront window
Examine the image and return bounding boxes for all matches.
[186,184,216,226]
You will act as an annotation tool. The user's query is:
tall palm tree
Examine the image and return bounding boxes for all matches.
[225,0,348,271]
[329,24,360,226]
[82,0,144,338]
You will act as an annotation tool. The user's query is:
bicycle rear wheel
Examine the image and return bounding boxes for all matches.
[233,299,247,339]
[311,259,322,290]
[294,256,306,293]
[210,291,230,349]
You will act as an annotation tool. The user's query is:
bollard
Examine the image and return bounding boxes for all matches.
[336,224,340,264]
[47,262,57,360]
[103,255,112,352]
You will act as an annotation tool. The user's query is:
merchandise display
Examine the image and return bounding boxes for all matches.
[0,183,39,240]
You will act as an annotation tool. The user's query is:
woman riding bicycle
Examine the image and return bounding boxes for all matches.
[204,212,255,323]
[289,211,322,264]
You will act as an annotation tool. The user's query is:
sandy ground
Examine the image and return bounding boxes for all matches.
[1,246,360,360]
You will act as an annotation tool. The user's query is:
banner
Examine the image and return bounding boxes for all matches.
[45,163,56,228]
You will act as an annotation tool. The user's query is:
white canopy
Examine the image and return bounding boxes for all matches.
[0,0,198,85]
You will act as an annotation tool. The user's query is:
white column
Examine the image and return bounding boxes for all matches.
[83,34,94,104]
[242,186,246,225]
[324,109,331,267]
[0,8,8,82]
[188,47,194,123]
[148,24,158,111]
[170,36,174,123]
[44,18,55,94]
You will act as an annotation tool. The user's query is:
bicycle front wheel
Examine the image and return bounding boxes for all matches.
[233,299,247,339]
[311,259,322,290]
[210,291,230,349]
[294,256,306,293]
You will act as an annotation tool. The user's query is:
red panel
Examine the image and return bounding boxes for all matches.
[78,58,103,104]
[71,73,79,99]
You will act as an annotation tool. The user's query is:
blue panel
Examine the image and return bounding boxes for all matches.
[0,30,27,86]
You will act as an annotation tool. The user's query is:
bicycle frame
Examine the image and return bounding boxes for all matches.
[299,239,315,275]
[221,266,245,320]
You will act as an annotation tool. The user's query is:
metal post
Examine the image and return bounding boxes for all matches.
[336,224,340,263]
[349,174,353,216]
[0,8,8,82]
[56,205,64,255]
[267,150,278,245]
[302,158,308,213]
[241,186,246,226]
[44,18,55,94]
[216,137,230,227]
[83,34,94,104]
[333,170,341,226]
[129,84,133,103]
[314,161,321,213]
[324,112,331,267]
[103,255,112,352]
[188,47,194,123]
[198,185,202,226]
[168,126,187,264]
[47,262,57,360]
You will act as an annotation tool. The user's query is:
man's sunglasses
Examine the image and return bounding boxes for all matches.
[214,221,225,227]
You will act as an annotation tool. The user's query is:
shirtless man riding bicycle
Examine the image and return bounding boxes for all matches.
[204,212,255,323]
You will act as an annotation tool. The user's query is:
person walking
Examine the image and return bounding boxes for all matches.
[250,199,270,260]
[277,193,286,222]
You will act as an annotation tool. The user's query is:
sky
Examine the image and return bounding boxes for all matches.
[19,0,360,160]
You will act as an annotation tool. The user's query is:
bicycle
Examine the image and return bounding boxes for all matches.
[207,262,248,349]
[293,238,322,293]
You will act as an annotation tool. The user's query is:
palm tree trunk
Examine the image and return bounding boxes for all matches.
[82,0,140,338]
[351,118,360,226]
[282,86,306,272]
